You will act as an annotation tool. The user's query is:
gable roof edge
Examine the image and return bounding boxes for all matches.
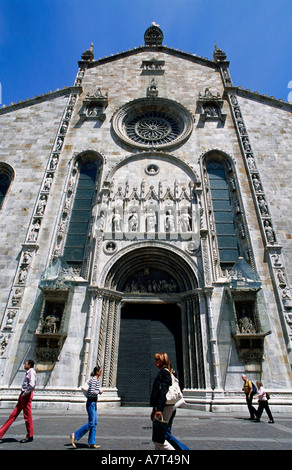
[0,86,82,115]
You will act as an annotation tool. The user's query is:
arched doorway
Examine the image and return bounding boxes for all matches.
[117,302,183,406]
[98,245,205,403]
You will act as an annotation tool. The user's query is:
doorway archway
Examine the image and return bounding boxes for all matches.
[97,245,205,403]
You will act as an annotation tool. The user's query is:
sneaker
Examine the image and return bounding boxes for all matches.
[268,420,274,423]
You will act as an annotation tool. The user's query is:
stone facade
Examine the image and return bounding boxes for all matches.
[0,26,291,411]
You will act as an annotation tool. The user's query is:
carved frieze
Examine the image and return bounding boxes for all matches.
[95,178,200,248]
[141,58,165,75]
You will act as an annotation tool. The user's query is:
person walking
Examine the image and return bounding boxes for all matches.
[254,381,274,423]
[0,359,37,443]
[242,374,257,420]
[70,366,103,449]
[150,352,188,451]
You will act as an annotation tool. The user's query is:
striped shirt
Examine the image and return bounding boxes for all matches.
[87,376,101,401]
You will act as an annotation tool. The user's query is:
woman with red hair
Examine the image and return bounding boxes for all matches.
[150,352,189,450]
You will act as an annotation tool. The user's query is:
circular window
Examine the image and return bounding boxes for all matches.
[145,163,159,175]
[112,98,194,149]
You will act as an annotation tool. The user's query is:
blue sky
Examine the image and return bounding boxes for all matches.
[0,0,292,106]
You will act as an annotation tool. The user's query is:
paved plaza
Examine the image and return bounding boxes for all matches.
[0,405,292,455]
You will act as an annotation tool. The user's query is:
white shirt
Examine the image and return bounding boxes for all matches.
[21,368,37,395]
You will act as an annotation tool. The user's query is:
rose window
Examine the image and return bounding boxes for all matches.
[126,112,181,146]
[112,98,194,149]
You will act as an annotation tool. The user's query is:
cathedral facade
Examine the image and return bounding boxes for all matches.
[0,25,292,411]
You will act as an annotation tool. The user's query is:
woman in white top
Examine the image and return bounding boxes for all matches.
[254,381,274,423]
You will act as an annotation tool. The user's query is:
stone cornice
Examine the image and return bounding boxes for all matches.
[227,86,292,111]
[81,45,219,70]
[0,86,82,115]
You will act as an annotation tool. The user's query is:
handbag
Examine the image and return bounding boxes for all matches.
[165,372,183,405]
[152,414,168,443]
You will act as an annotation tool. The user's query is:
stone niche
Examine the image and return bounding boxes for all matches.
[79,88,108,122]
[196,88,226,124]
[226,258,271,372]
[34,258,74,371]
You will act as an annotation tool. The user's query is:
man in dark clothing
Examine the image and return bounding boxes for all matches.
[242,374,257,420]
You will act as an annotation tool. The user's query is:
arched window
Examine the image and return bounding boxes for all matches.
[205,157,241,272]
[0,164,14,210]
[63,160,98,267]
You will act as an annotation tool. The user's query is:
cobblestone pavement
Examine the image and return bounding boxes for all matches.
[0,406,291,457]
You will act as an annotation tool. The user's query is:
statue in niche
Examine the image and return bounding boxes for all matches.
[281,287,292,308]
[60,122,68,134]
[36,195,47,215]
[258,196,269,215]
[50,155,59,170]
[43,174,53,191]
[147,78,158,97]
[65,108,72,120]
[42,308,60,334]
[247,154,256,169]
[203,103,219,117]
[113,210,122,232]
[97,211,105,232]
[252,174,262,192]
[12,288,22,306]
[147,209,156,232]
[180,209,191,232]
[55,137,63,151]
[272,252,281,266]
[277,269,286,285]
[18,267,27,284]
[165,211,175,232]
[242,137,251,152]
[264,221,275,243]
[22,251,32,264]
[237,306,256,334]
[128,211,138,232]
[29,220,41,241]
[0,334,10,354]
[238,316,256,334]
[4,310,16,330]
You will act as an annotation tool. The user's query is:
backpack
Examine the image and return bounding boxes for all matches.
[252,382,257,394]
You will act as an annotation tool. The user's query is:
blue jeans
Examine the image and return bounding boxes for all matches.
[165,410,190,450]
[74,400,97,445]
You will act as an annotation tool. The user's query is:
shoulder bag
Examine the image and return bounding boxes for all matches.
[165,370,183,405]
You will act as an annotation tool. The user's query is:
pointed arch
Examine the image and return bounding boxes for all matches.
[62,151,104,273]
[0,162,14,210]
[200,149,254,277]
